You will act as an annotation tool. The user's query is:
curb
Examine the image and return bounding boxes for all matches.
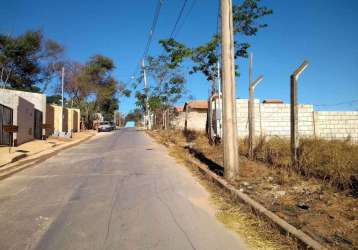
[0,133,95,180]
[185,156,327,250]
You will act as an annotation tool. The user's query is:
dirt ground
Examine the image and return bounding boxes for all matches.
[149,129,358,250]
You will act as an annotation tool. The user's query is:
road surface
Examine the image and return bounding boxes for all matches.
[0,128,247,250]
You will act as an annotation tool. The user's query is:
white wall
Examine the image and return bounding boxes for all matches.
[314,111,358,141]
[0,89,47,145]
[171,98,358,142]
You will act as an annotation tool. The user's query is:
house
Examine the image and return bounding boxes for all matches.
[183,100,208,131]
[0,89,46,146]
[46,104,81,136]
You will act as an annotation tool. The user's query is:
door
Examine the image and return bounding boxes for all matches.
[34,109,43,139]
[0,104,13,145]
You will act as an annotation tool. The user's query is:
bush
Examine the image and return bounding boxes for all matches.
[250,136,358,189]
[299,138,358,188]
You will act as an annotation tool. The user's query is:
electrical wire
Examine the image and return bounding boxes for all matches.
[172,0,197,39]
[314,99,358,107]
[125,0,164,87]
[169,0,189,39]
[142,0,164,60]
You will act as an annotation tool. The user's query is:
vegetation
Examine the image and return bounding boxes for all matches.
[62,55,130,126]
[0,30,130,128]
[125,109,143,126]
[150,130,358,249]
[158,0,272,88]
[132,0,272,129]
[0,30,64,92]
[134,54,187,128]
[237,137,358,190]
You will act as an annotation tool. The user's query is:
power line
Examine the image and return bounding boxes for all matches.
[314,99,358,107]
[169,0,189,39]
[172,0,197,39]
[142,0,164,59]
[125,0,164,87]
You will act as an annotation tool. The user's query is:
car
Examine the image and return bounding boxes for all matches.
[97,121,113,132]
[109,121,116,130]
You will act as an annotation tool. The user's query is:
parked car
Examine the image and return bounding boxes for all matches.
[97,121,113,132]
[109,121,116,130]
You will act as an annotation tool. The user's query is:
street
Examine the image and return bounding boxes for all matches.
[0,128,246,250]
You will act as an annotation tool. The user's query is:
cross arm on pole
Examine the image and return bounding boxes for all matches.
[293,60,309,79]
[250,75,264,90]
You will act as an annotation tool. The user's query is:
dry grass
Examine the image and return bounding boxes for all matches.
[239,136,358,190]
[149,129,358,249]
[148,130,299,250]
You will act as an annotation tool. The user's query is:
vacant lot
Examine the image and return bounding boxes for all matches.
[150,129,358,250]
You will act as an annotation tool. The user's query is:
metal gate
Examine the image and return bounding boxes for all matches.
[0,104,13,145]
[34,109,43,140]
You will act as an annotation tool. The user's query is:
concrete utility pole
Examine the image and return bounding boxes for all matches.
[142,59,149,129]
[290,60,309,167]
[221,0,239,180]
[217,60,223,138]
[60,66,65,133]
[248,53,263,160]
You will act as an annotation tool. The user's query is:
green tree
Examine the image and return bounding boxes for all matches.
[134,54,187,128]
[0,30,64,92]
[62,55,130,126]
[46,94,63,105]
[159,0,272,86]
[125,109,143,126]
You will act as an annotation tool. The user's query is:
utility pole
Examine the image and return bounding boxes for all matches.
[217,60,223,138]
[60,66,64,133]
[142,59,149,129]
[290,60,309,167]
[221,0,239,180]
[248,53,263,159]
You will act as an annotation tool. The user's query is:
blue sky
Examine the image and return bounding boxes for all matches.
[1,0,357,113]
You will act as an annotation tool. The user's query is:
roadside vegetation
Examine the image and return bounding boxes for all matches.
[149,129,358,250]
[0,30,130,128]
[149,130,300,250]
[239,137,358,191]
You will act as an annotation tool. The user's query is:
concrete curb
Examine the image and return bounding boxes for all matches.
[0,133,95,180]
[185,156,327,250]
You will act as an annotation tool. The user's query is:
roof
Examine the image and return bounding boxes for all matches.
[175,106,183,112]
[262,99,284,104]
[184,100,208,110]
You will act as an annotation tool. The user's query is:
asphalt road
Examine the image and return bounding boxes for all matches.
[0,128,247,250]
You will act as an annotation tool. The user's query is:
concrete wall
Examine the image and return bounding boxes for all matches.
[171,112,186,130]
[46,104,62,136]
[17,97,35,144]
[66,108,80,132]
[0,89,46,145]
[171,98,358,142]
[313,111,358,141]
[185,109,207,131]
[237,100,315,138]
[235,99,358,141]
[46,105,81,135]
[170,109,207,132]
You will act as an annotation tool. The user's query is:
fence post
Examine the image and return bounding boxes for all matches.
[290,60,309,167]
[248,75,263,159]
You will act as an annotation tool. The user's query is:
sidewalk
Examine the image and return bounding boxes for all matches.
[0,131,96,177]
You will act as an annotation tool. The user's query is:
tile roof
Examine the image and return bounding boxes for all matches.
[185,100,208,109]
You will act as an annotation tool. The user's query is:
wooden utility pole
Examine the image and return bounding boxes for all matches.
[290,60,309,167]
[221,0,239,180]
[248,54,263,159]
